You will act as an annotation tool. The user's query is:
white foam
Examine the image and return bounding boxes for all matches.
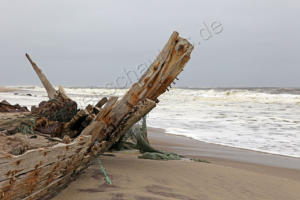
[147,88,300,158]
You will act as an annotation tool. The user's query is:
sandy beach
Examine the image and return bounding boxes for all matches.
[0,87,15,93]
[52,128,300,200]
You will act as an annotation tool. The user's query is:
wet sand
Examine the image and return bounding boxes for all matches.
[53,128,300,200]
[148,128,300,170]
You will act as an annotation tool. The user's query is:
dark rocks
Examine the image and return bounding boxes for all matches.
[0,100,29,112]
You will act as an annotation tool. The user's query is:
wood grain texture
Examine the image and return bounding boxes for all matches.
[25,54,57,100]
[81,31,193,151]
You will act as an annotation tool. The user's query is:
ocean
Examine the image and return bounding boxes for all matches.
[1,86,300,158]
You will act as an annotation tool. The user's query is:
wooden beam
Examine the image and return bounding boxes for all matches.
[25,53,57,99]
[82,31,193,150]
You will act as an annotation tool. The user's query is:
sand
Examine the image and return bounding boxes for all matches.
[0,87,16,93]
[52,128,300,200]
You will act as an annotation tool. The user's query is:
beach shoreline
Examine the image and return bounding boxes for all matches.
[148,127,300,170]
[150,127,300,159]
[0,87,16,93]
[52,127,300,200]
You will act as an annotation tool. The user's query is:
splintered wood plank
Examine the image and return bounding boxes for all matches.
[0,135,91,182]
[109,32,193,126]
[81,31,193,153]
[81,96,118,144]
[0,136,92,200]
[0,150,88,200]
[106,98,156,152]
[23,173,73,200]
[25,54,57,100]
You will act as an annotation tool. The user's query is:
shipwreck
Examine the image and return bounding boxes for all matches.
[0,32,193,200]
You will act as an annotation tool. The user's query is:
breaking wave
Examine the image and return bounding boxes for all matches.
[1,86,300,157]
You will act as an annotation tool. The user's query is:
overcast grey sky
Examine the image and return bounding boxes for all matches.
[0,0,299,88]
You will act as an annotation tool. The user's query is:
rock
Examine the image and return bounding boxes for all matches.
[0,100,29,112]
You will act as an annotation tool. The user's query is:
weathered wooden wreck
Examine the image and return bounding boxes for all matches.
[0,32,193,200]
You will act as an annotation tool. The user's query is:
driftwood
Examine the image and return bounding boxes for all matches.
[25,54,69,100]
[0,31,193,200]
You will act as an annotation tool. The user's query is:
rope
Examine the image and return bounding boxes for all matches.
[97,157,112,185]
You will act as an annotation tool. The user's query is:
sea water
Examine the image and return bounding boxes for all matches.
[1,86,299,158]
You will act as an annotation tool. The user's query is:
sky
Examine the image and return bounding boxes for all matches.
[0,0,299,88]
